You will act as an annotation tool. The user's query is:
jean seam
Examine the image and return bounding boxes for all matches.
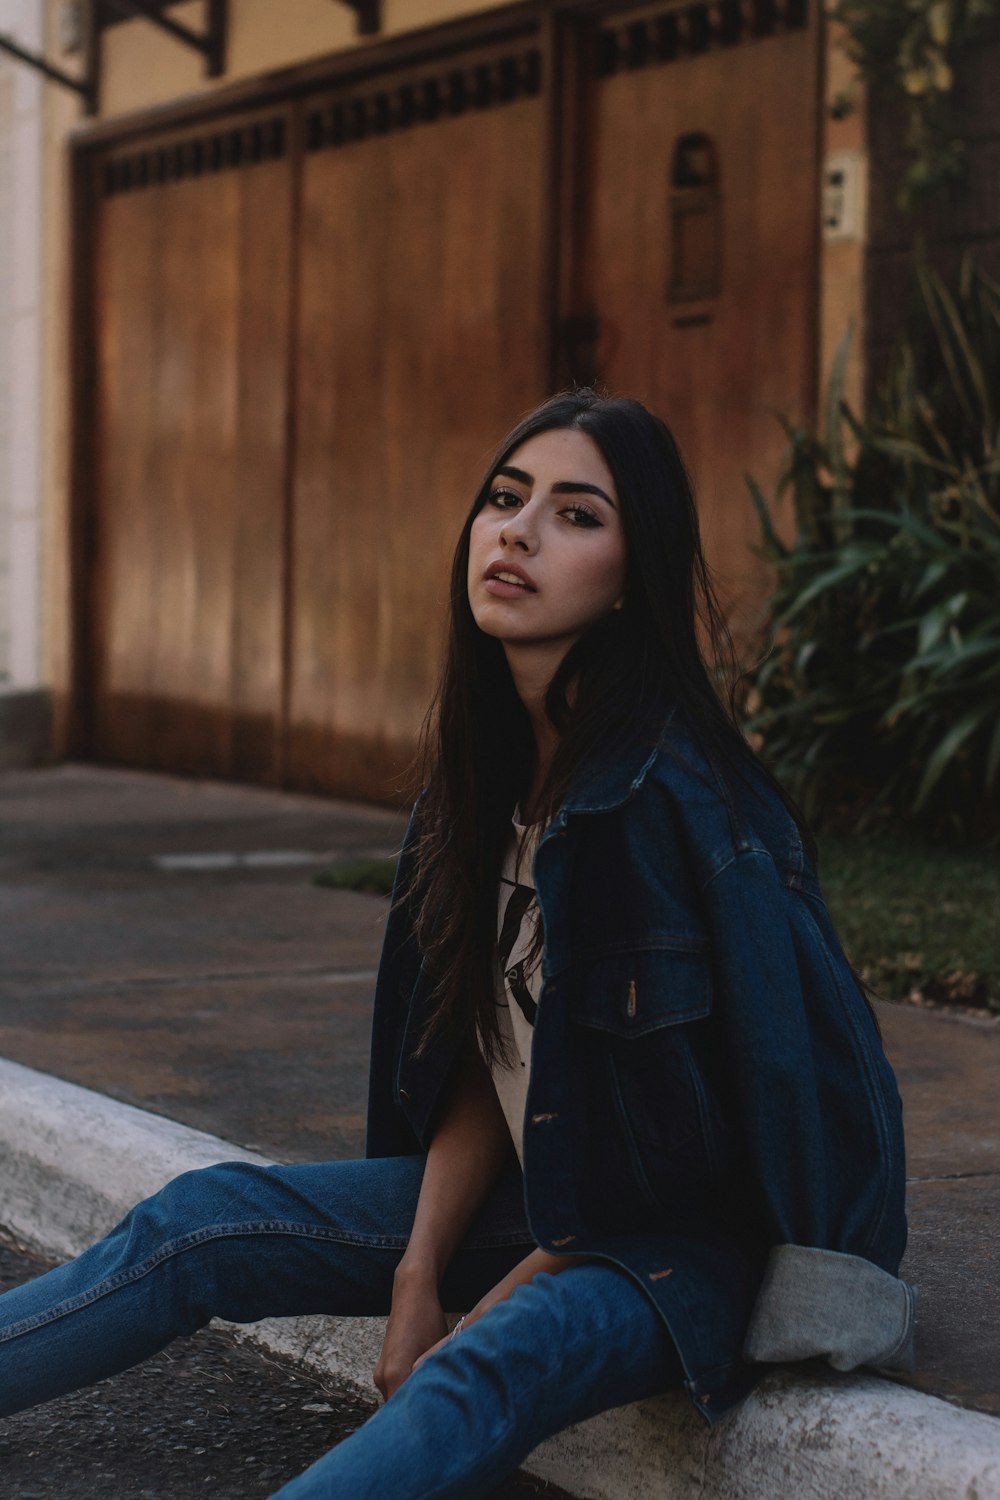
[0,1220,537,1344]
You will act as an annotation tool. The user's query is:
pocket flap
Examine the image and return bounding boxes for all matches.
[570,945,712,1035]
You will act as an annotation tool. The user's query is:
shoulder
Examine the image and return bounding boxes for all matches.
[635,717,807,887]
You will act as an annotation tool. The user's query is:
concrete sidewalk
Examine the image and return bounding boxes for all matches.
[1,763,999,1497]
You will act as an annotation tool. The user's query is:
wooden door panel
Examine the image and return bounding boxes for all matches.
[579,6,818,626]
[91,116,292,780]
[289,47,549,798]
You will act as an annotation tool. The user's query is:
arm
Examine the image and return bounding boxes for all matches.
[375,1049,590,1398]
[374,1048,512,1398]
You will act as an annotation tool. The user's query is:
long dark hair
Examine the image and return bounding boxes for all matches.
[401,389,876,1060]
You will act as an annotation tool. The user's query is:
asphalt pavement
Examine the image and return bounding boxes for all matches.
[0,760,997,1468]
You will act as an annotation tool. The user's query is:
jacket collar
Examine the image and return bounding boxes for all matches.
[557,702,677,818]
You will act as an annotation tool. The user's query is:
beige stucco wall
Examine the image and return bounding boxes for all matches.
[30,0,869,752]
[0,0,45,696]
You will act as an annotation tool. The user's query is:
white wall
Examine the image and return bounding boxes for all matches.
[0,0,43,691]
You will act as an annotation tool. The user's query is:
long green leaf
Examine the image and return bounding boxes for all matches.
[745,472,788,559]
[918,262,993,433]
[917,592,969,654]
[868,434,958,475]
[824,326,854,520]
[842,507,949,549]
[986,715,1000,791]
[914,710,986,809]
[777,551,884,623]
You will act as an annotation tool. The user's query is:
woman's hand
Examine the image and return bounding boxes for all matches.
[374,1269,449,1401]
[372,1052,513,1401]
[412,1248,591,1373]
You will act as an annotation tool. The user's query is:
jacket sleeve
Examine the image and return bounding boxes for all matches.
[702,844,908,1260]
[701,845,918,1372]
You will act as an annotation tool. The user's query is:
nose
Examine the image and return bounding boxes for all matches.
[499,501,538,554]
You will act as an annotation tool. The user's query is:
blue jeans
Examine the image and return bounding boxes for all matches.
[0,1156,684,1498]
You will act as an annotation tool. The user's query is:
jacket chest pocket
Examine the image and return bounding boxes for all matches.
[570,943,712,1033]
[569,946,727,1208]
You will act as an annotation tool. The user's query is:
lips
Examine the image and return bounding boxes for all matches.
[484,561,536,591]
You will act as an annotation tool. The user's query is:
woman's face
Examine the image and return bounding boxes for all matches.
[467,428,627,665]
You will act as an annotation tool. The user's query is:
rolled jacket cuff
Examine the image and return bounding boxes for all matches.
[742,1243,919,1374]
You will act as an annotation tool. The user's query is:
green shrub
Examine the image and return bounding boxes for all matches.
[744,254,1000,842]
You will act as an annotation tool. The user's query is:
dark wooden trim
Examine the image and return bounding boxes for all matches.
[101,114,287,194]
[206,0,227,76]
[66,150,101,758]
[539,11,563,391]
[546,9,598,387]
[277,101,306,786]
[83,0,103,116]
[594,0,809,77]
[303,44,541,153]
[67,1,543,156]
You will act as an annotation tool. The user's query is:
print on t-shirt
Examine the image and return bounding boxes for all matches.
[483,815,545,1165]
[498,877,538,1027]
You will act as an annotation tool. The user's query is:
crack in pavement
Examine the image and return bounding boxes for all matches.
[0,967,380,998]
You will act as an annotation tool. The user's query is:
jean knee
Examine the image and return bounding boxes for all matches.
[115,1160,263,1260]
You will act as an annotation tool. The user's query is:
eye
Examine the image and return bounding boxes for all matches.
[488,487,523,509]
[561,504,602,528]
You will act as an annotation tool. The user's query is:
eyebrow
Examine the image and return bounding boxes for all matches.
[494,465,617,511]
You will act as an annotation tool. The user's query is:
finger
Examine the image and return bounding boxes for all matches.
[411,1335,449,1372]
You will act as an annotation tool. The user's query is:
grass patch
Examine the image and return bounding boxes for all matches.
[817,833,1000,1014]
[313,856,398,896]
[311,838,1000,1015]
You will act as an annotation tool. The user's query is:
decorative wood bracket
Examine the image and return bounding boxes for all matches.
[0,17,98,114]
[1,2,227,116]
[337,1,381,37]
[100,0,227,78]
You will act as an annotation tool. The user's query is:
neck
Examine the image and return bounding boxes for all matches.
[504,643,570,819]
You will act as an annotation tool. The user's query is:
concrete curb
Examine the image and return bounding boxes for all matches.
[0,1057,997,1500]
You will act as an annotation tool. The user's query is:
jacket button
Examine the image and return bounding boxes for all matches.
[399,1088,412,1105]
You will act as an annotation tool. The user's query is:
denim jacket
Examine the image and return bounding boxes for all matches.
[365,708,919,1427]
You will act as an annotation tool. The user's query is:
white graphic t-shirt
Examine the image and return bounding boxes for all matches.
[485,808,545,1165]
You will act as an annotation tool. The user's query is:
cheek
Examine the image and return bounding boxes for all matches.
[578,543,626,608]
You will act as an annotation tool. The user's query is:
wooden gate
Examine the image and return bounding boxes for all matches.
[565,0,817,629]
[90,110,294,783]
[287,39,549,794]
[78,4,818,801]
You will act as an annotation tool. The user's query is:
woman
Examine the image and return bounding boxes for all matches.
[0,390,916,1497]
